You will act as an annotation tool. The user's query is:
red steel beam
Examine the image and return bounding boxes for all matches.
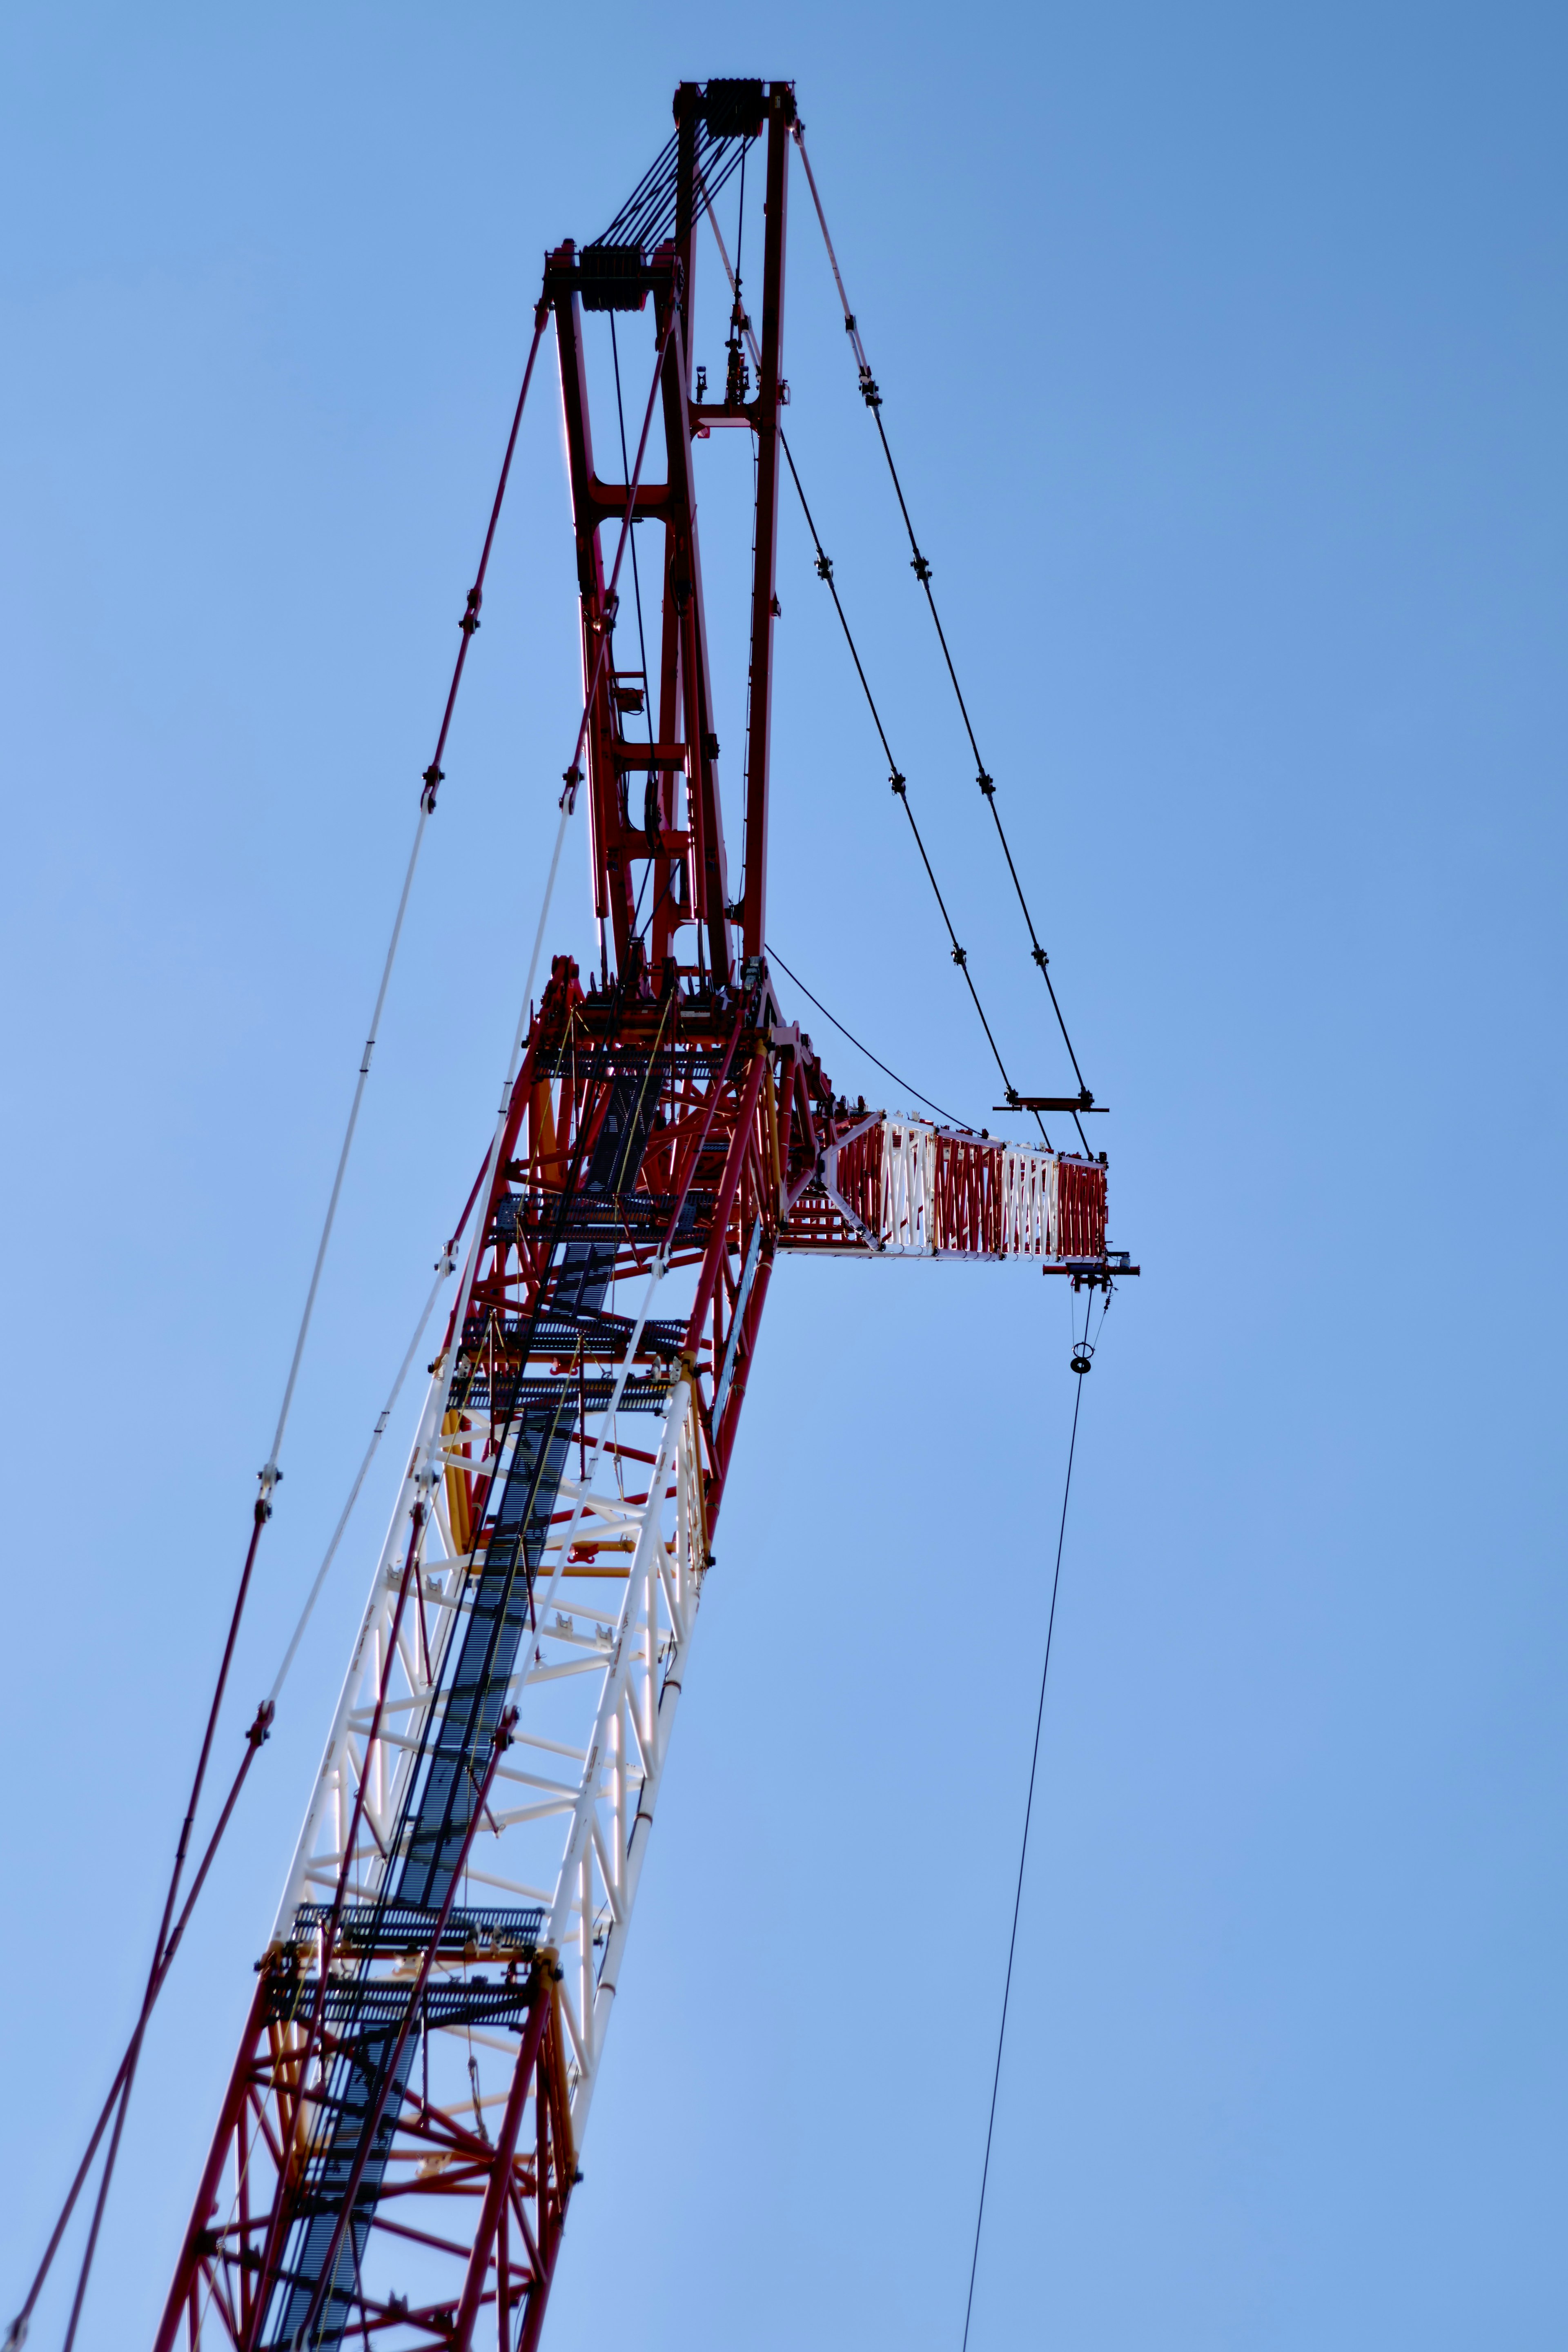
[739,84,795,963]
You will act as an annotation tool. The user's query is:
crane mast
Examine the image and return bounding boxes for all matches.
[152,78,1111,2352]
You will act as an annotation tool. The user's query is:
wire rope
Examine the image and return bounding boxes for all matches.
[764,942,967,1127]
[18,308,558,2352]
[791,124,1096,1156]
[960,1352,1090,2352]
[695,184,1050,1151]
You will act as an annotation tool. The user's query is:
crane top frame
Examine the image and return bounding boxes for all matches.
[550,76,794,990]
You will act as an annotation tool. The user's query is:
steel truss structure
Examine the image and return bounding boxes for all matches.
[156,76,1114,2352]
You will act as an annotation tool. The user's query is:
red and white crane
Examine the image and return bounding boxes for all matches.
[16,77,1126,2352]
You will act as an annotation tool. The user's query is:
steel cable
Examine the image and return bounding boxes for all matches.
[960,1340,1091,2352]
[775,439,1033,1130]
[696,184,1048,1148]
[15,309,556,2352]
[764,942,966,1126]
[792,124,1096,1155]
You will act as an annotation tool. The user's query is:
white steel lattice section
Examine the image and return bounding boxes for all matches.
[275,1360,708,2147]
[817,1114,1104,1260]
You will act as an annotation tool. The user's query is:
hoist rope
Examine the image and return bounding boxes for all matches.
[696,185,1050,1151]
[735,128,749,287]
[18,307,557,2352]
[791,124,1095,1157]
[960,1335,1093,2352]
[764,942,967,1127]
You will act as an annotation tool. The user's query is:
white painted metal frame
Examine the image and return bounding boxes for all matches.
[273,1341,708,2154]
[996,1139,1061,1258]
[820,1114,1063,1258]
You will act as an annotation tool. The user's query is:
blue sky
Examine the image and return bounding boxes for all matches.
[1,4,1564,2348]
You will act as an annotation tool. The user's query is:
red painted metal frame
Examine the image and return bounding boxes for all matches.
[153,944,854,2348]
[153,1956,574,2352]
[549,82,795,991]
[738,86,792,964]
[1054,1157,1107,1261]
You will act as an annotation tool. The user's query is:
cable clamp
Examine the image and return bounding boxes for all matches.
[560,765,582,811]
[843,311,856,333]
[1031,943,1049,969]
[977,770,995,797]
[951,945,967,967]
[459,586,482,636]
[889,771,906,796]
[858,365,881,409]
[814,550,834,583]
[421,763,444,813]
[911,552,932,583]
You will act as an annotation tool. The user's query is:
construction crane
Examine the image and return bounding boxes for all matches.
[27,77,1125,2352]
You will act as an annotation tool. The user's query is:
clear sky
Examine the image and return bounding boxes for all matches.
[1,4,1564,2348]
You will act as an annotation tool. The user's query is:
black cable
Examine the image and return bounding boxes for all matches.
[793,134,1094,1155]
[879,403,1093,1148]
[779,435,892,763]
[777,430,1052,1153]
[693,183,1057,1154]
[764,942,967,1127]
[960,1364,1087,2352]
